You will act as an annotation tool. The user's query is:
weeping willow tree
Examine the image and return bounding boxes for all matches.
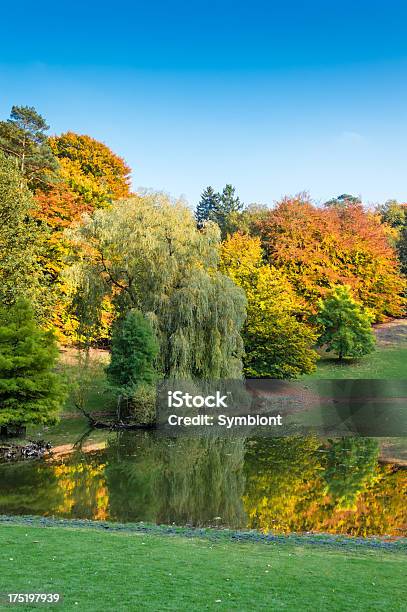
[67,193,246,378]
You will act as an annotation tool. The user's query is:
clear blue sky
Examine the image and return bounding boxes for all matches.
[1,0,407,207]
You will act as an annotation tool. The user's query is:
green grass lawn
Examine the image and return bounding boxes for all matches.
[302,318,407,380]
[0,525,406,611]
[303,346,407,379]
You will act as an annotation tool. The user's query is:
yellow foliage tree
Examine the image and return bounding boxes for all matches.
[220,232,318,378]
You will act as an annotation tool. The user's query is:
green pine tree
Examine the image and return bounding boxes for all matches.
[316,285,376,360]
[106,309,159,397]
[0,299,66,434]
[195,186,220,228]
[0,105,58,189]
[210,184,243,237]
[324,194,361,208]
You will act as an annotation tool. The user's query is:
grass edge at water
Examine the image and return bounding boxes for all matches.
[0,515,405,551]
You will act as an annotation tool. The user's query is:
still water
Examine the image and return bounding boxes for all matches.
[0,426,405,537]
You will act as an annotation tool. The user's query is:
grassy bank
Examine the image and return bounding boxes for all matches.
[303,346,407,379]
[303,319,407,380]
[0,521,406,611]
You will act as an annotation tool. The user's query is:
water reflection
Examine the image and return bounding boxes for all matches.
[106,434,246,527]
[0,432,405,537]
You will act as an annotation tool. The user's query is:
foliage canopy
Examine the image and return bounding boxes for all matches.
[255,195,405,320]
[0,152,51,316]
[220,232,318,378]
[50,132,131,208]
[68,193,246,378]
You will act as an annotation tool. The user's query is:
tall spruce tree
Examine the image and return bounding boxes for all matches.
[316,285,376,360]
[211,184,243,238]
[0,106,58,189]
[195,186,220,228]
[0,300,66,434]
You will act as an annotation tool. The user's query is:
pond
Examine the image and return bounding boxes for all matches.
[0,421,405,537]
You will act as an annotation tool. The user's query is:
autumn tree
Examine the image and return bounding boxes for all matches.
[315,285,376,360]
[34,183,92,279]
[231,203,270,235]
[220,232,318,378]
[38,132,131,338]
[333,203,405,316]
[49,132,131,208]
[0,299,66,435]
[67,193,246,378]
[31,184,96,339]
[256,194,405,320]
[0,106,58,189]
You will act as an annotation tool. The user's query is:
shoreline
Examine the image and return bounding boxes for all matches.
[1,515,405,552]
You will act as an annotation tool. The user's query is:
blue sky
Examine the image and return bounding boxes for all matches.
[1,0,407,207]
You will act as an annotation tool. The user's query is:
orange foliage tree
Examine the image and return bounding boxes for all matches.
[49,132,131,208]
[35,132,132,342]
[255,195,405,320]
[33,184,93,338]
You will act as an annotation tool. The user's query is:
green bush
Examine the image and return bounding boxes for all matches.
[129,384,157,425]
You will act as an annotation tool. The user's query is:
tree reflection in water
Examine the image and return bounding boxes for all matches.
[105,432,246,528]
[0,432,405,537]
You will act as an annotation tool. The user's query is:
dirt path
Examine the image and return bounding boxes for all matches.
[373,319,407,347]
